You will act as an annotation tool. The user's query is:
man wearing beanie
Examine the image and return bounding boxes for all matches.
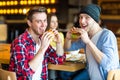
[64,4,119,80]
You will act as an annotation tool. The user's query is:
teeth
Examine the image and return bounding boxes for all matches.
[82,26,86,28]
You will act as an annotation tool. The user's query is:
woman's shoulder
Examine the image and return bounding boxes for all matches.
[58,32,64,37]
[58,32,63,35]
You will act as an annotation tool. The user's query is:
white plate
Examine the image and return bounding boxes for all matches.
[66,53,86,63]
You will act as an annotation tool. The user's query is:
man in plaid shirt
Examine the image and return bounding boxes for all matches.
[9,6,65,80]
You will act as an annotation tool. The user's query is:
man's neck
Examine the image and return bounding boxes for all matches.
[89,25,102,38]
[28,29,40,44]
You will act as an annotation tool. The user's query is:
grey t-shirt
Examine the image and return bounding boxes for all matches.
[86,30,103,80]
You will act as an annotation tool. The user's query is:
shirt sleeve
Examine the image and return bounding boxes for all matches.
[99,30,119,71]
[47,46,66,64]
[67,39,85,51]
[9,43,35,77]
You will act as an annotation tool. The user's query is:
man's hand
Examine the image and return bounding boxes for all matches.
[40,31,54,51]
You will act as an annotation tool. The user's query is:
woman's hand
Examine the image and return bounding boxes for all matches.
[53,29,62,43]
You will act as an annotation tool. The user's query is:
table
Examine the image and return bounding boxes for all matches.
[0,44,86,72]
[48,62,85,72]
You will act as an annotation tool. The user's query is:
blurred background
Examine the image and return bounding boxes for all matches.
[0,0,120,43]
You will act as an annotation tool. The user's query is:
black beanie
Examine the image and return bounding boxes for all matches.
[80,4,101,22]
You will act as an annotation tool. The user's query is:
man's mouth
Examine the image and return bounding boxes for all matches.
[81,26,86,29]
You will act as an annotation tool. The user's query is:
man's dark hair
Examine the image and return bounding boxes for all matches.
[27,6,47,22]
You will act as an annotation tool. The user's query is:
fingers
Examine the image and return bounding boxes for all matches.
[70,27,81,33]
[53,30,59,36]
[41,31,54,42]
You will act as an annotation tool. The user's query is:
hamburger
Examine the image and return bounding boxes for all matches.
[47,29,54,34]
[47,29,55,39]
[71,31,81,40]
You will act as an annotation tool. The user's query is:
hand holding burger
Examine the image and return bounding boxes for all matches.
[47,29,62,43]
[70,27,81,40]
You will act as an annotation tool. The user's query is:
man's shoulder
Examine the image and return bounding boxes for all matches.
[102,28,114,36]
[12,31,32,45]
[99,28,116,41]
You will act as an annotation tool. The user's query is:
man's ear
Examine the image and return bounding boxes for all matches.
[27,20,32,27]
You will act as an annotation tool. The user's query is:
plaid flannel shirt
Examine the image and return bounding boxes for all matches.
[9,30,66,80]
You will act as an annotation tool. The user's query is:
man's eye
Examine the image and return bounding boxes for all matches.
[79,16,83,19]
[36,21,40,23]
[44,19,47,22]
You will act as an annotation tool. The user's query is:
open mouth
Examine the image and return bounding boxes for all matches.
[81,25,86,29]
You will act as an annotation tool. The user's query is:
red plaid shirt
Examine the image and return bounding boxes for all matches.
[9,30,66,80]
